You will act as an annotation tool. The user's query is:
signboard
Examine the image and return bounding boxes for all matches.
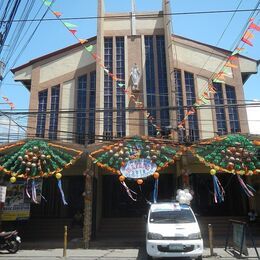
[2,182,30,221]
[232,222,248,256]
[0,186,7,203]
[120,159,157,179]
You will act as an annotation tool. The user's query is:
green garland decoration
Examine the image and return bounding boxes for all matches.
[0,140,83,181]
[89,136,184,174]
[191,134,260,175]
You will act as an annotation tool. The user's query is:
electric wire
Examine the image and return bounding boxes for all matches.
[0,102,259,113]
[2,2,49,81]
[1,3,260,141]
[194,0,244,81]
[2,0,36,64]
[1,8,260,23]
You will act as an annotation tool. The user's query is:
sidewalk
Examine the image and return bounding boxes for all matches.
[0,247,259,260]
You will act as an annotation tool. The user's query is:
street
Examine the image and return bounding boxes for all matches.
[0,248,260,260]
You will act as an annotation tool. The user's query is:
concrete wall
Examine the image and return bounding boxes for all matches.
[14,66,32,81]
[40,47,96,83]
[59,80,75,142]
[196,76,215,139]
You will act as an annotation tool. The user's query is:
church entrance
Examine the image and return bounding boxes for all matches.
[190,173,248,216]
[102,173,177,218]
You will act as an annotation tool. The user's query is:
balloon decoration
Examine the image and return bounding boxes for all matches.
[90,136,184,202]
[0,140,83,204]
[176,189,193,205]
[190,134,260,202]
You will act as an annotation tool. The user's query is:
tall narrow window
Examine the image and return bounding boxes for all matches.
[49,86,60,140]
[185,72,199,141]
[116,37,126,137]
[174,69,185,142]
[145,36,156,136]
[89,71,96,144]
[213,83,227,135]
[156,36,170,132]
[104,37,113,139]
[226,85,241,133]
[36,90,48,138]
[76,75,87,144]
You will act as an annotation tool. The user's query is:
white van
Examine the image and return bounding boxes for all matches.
[146,202,203,259]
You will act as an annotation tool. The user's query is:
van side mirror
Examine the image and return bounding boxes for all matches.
[143,214,148,221]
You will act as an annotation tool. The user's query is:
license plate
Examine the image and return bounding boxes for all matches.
[16,236,21,243]
[169,244,183,250]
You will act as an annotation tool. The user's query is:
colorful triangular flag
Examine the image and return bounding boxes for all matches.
[43,0,53,7]
[208,84,216,94]
[215,72,226,81]
[242,30,254,46]
[85,45,94,52]
[231,48,244,56]
[69,29,77,35]
[244,30,254,39]
[64,22,77,29]
[213,78,225,84]
[187,107,196,116]
[79,39,87,44]
[53,11,62,17]
[224,62,238,69]
[242,37,253,46]
[249,22,260,31]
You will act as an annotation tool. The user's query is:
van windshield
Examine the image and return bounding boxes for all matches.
[149,209,196,224]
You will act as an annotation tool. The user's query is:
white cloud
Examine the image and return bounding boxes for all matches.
[246,104,260,135]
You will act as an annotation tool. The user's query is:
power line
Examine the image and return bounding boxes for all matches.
[1,102,260,114]
[194,0,244,82]
[2,2,51,81]
[0,8,260,23]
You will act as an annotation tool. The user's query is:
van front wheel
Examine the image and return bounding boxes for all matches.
[146,254,153,260]
[196,255,203,260]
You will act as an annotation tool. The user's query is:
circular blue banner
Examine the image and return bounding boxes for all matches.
[120,159,157,179]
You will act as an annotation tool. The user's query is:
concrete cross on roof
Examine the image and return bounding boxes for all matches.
[131,0,136,35]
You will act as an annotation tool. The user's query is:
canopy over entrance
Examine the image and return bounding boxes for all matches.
[0,139,83,205]
[190,134,260,175]
[0,139,83,181]
[89,136,184,182]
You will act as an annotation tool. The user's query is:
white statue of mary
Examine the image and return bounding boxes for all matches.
[130,63,141,91]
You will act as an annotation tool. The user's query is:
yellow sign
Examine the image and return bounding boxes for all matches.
[2,182,30,221]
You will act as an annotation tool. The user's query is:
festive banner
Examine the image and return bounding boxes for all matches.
[177,20,259,131]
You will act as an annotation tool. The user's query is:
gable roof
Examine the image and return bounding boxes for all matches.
[11,34,258,75]
[172,34,258,63]
[11,36,97,73]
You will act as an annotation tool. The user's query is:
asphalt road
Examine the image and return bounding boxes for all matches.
[0,248,259,260]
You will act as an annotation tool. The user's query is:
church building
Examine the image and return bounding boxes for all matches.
[11,0,259,247]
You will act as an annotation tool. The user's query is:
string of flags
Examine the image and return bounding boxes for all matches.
[42,1,259,138]
[2,96,15,109]
[177,18,260,130]
[42,0,124,88]
[42,0,162,135]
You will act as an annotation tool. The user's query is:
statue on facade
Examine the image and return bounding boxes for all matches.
[130,63,141,92]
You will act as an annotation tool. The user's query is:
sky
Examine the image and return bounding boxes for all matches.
[0,0,259,132]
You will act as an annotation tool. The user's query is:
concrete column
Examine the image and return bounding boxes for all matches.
[162,0,177,136]
[59,80,75,142]
[95,0,105,137]
[83,156,93,248]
